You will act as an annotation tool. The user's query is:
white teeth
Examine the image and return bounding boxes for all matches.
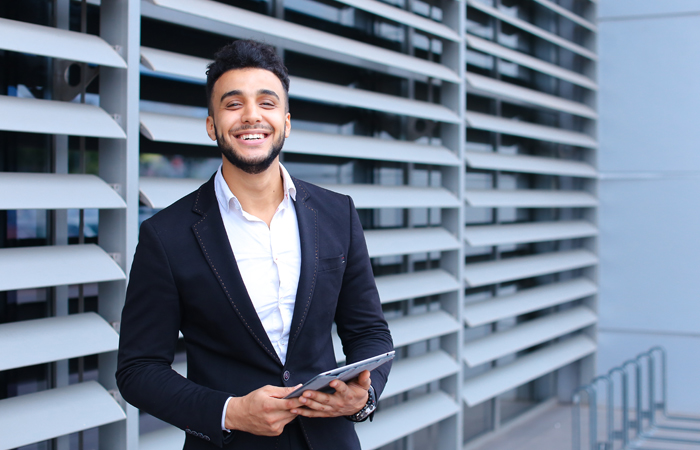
[240,133,265,140]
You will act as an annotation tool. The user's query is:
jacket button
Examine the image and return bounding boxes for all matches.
[283,370,290,381]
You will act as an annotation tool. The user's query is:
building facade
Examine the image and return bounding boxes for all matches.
[0,0,600,448]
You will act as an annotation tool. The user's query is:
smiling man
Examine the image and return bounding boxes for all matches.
[116,40,393,450]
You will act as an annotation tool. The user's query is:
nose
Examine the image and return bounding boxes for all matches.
[241,103,262,124]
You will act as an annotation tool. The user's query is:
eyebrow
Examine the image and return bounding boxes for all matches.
[220,89,281,103]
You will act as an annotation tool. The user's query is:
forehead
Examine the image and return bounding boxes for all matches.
[212,68,285,98]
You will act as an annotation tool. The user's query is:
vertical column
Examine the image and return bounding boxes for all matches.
[97,0,141,449]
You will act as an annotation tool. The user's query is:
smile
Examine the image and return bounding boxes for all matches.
[236,132,270,141]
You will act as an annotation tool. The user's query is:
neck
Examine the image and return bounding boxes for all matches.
[221,157,285,226]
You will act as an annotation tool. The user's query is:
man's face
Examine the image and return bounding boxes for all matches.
[206,68,290,174]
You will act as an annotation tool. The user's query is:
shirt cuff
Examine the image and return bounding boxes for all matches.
[222,397,233,432]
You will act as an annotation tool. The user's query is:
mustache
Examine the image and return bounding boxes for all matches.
[229,124,273,134]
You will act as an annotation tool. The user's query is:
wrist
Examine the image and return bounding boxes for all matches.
[347,385,376,422]
[225,396,243,431]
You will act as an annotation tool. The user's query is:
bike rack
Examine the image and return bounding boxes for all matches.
[573,347,700,450]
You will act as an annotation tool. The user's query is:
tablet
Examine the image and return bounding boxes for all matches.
[284,351,395,399]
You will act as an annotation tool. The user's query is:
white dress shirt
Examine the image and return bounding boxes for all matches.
[214,164,301,431]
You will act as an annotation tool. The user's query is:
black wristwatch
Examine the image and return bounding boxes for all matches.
[347,385,376,422]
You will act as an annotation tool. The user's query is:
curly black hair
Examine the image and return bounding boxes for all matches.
[206,40,290,113]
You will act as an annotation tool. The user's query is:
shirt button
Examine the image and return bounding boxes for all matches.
[283,370,290,381]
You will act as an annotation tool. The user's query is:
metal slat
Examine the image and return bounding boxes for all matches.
[462,307,597,367]
[466,72,597,119]
[463,249,598,288]
[0,95,126,138]
[139,178,460,210]
[0,381,126,450]
[172,362,187,377]
[356,391,460,450]
[375,269,461,304]
[464,221,598,247]
[143,0,460,83]
[0,244,126,291]
[365,228,460,258]
[381,350,459,399]
[289,77,461,124]
[462,335,596,406]
[139,111,459,166]
[466,0,597,60]
[532,0,597,31]
[466,35,597,90]
[464,189,598,208]
[140,48,460,123]
[318,184,461,209]
[0,17,126,68]
[464,278,598,327]
[334,310,461,363]
[332,0,460,41]
[464,150,596,177]
[140,427,185,450]
[465,111,597,148]
[0,313,119,371]
[390,310,461,348]
[0,172,126,210]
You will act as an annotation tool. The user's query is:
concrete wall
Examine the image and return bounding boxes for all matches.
[597,0,700,414]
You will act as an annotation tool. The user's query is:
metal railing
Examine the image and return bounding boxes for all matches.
[573,346,700,450]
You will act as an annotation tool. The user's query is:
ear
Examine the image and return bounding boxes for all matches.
[284,112,291,138]
[206,116,217,141]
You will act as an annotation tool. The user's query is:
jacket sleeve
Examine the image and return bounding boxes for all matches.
[116,220,231,447]
[334,196,393,399]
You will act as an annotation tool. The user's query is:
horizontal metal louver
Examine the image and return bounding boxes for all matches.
[356,391,460,450]
[381,350,459,399]
[140,48,460,122]
[464,221,598,247]
[465,0,596,60]
[139,111,460,166]
[0,17,126,67]
[463,150,596,177]
[333,0,460,41]
[532,0,596,31]
[0,313,119,371]
[465,112,597,148]
[0,381,126,450]
[463,278,597,327]
[172,362,186,377]
[464,189,597,208]
[465,35,597,90]
[462,335,596,407]
[463,249,598,288]
[334,310,462,362]
[142,0,460,82]
[0,172,126,210]
[140,427,184,450]
[462,307,597,367]
[139,178,460,210]
[375,269,461,304]
[318,184,461,209]
[0,244,126,291]
[465,72,597,119]
[0,95,126,138]
[365,228,460,258]
[390,310,461,348]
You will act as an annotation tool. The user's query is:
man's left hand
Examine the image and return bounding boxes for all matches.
[290,369,371,418]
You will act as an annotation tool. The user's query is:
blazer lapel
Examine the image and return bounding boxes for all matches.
[286,180,319,357]
[191,176,282,366]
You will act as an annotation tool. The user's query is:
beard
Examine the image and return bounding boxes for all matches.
[215,125,285,175]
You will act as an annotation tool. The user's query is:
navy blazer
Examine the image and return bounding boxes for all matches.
[116,175,393,449]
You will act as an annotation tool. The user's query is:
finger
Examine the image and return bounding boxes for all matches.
[301,390,332,405]
[330,379,349,396]
[269,384,303,399]
[299,396,334,412]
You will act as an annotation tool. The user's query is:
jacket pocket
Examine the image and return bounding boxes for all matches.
[318,254,346,272]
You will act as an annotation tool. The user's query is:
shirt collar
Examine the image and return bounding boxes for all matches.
[214,163,297,214]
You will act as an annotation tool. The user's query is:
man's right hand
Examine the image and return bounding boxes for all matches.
[225,385,304,436]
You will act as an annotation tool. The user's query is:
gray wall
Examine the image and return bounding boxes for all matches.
[597,0,700,414]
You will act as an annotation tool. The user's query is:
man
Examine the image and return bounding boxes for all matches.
[116,40,393,450]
